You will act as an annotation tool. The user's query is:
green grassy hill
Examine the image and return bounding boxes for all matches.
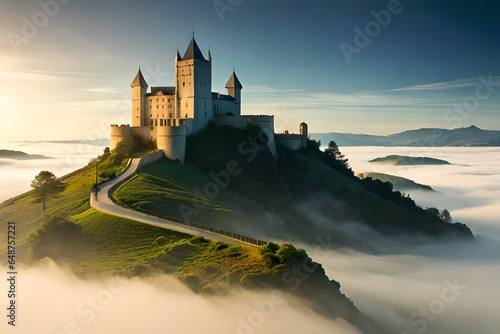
[112,125,472,249]
[0,142,377,333]
[0,124,475,334]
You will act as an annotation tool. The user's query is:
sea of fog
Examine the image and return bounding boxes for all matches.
[309,146,500,334]
[0,140,105,202]
[1,145,499,333]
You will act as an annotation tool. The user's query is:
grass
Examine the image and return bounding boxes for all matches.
[0,125,471,305]
[0,130,407,329]
[70,209,195,276]
[110,128,472,245]
[0,155,272,290]
[0,165,96,251]
[112,159,262,232]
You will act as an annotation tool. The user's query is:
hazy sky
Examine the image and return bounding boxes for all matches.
[1,0,500,141]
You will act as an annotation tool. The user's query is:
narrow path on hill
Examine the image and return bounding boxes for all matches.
[89,156,256,245]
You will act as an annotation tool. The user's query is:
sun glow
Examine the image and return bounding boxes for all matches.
[0,93,11,110]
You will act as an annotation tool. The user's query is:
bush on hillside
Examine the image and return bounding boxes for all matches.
[29,216,82,261]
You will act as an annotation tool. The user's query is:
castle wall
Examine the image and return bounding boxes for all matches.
[110,125,131,149]
[130,126,152,139]
[212,96,238,117]
[156,126,187,164]
[275,134,307,151]
[137,150,165,171]
[214,115,277,157]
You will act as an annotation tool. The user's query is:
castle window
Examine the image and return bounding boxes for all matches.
[183,82,185,87]
[204,102,206,107]
[157,105,159,109]
[155,119,158,126]
[205,112,207,117]
[169,113,172,118]
[162,99,165,102]
[156,99,159,103]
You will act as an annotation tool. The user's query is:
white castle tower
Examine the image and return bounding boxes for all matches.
[175,37,213,133]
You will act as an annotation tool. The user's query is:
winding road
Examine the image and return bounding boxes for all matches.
[89,155,251,245]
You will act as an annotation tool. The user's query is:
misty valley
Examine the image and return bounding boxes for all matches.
[0,138,498,334]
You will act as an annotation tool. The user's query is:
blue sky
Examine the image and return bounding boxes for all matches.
[1,0,499,141]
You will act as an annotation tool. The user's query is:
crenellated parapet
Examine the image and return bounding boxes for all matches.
[275,122,308,151]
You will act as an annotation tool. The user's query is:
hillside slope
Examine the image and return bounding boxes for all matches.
[113,124,473,251]
[0,147,378,333]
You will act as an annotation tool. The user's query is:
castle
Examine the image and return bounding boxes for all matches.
[111,36,308,163]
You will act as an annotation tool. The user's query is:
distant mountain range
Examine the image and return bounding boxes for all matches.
[312,125,500,147]
[0,149,50,160]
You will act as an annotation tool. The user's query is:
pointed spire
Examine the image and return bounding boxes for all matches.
[225,71,242,89]
[130,67,148,88]
[208,46,212,62]
[182,36,206,61]
[176,46,182,61]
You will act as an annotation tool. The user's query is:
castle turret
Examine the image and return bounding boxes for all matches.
[157,126,187,164]
[225,71,242,116]
[300,122,308,138]
[300,122,308,148]
[131,69,148,126]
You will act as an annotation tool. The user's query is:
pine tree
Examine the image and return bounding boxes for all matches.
[325,140,350,169]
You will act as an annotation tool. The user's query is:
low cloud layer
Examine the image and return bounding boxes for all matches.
[308,240,500,334]
[0,141,102,201]
[0,260,362,334]
[309,146,500,334]
[1,147,498,333]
